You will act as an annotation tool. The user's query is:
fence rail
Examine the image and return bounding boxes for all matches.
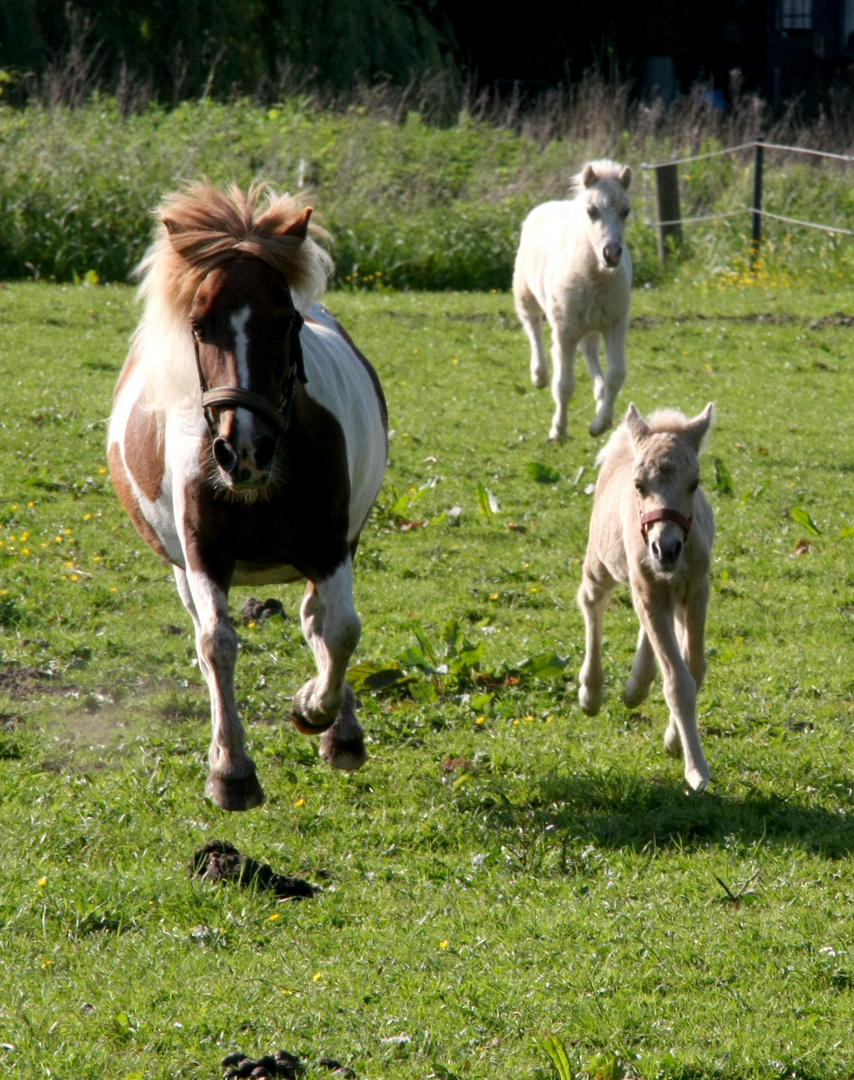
[641,138,854,263]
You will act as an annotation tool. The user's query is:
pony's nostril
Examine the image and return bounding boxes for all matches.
[254,434,276,470]
[213,436,238,474]
[604,242,622,265]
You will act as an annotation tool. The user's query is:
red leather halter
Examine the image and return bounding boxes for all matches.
[639,508,693,546]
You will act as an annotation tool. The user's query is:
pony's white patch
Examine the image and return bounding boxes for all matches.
[513,158,632,441]
[231,306,252,387]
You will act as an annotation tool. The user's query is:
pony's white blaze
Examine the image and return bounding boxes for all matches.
[576,402,715,792]
[513,158,632,441]
[108,181,388,812]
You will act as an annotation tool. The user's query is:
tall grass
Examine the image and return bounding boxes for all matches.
[0,72,853,289]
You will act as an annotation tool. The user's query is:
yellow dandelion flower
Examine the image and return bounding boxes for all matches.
[98,467,108,475]
[269,913,280,921]
[70,574,79,583]
[312,972,322,983]
[475,716,485,725]
[84,513,92,521]
[439,939,449,949]
[489,593,499,600]
[37,877,48,887]
[294,797,305,807]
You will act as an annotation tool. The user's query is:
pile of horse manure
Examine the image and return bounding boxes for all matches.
[239,597,285,623]
[221,1049,301,1079]
[189,840,315,899]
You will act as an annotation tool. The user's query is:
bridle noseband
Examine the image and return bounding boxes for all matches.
[639,507,693,546]
[193,310,306,442]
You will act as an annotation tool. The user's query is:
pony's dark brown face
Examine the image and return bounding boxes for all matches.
[189,257,301,494]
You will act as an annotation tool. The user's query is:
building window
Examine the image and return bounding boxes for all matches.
[780,0,812,29]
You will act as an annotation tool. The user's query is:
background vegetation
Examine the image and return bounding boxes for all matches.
[0,78,852,292]
[1,274,854,1079]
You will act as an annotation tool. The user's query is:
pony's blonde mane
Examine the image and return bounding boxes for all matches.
[132,182,334,412]
[597,406,713,468]
[570,159,626,196]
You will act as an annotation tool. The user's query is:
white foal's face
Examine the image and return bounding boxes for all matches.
[582,166,632,270]
[632,444,700,573]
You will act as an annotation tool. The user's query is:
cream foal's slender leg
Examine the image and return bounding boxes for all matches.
[174,565,263,811]
[577,567,614,715]
[634,589,710,792]
[292,558,366,771]
[622,626,657,708]
[515,295,549,390]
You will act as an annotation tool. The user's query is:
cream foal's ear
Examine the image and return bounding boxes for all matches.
[686,402,715,453]
[581,163,598,188]
[625,402,649,447]
[619,165,632,190]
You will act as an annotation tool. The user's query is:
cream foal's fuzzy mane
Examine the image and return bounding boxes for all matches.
[570,158,626,195]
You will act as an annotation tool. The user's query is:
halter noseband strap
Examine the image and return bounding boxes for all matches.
[193,311,306,441]
[639,508,693,546]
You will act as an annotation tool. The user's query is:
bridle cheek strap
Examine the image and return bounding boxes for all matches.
[640,508,693,545]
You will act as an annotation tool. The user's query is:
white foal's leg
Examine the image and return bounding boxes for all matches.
[174,565,263,811]
[548,326,579,441]
[292,558,367,771]
[580,331,604,412]
[577,569,613,715]
[622,626,657,708]
[635,592,710,792]
[589,315,628,437]
[515,295,549,389]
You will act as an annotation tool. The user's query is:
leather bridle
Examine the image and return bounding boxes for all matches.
[193,310,306,442]
[639,507,693,546]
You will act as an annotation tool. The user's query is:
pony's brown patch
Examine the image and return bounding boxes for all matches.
[108,443,170,563]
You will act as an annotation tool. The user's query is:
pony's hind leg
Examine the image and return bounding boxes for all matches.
[580,332,605,412]
[174,566,264,811]
[622,626,657,708]
[576,567,613,715]
[589,316,628,437]
[292,559,367,771]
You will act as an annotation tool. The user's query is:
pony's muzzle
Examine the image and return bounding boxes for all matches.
[650,528,684,569]
[603,241,623,268]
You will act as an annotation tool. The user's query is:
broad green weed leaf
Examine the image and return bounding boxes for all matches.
[518,652,567,680]
[838,525,854,539]
[790,507,821,535]
[476,483,499,517]
[527,462,561,484]
[542,1034,573,1080]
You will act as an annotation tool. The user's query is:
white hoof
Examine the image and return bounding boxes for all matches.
[531,365,548,389]
[663,723,682,757]
[589,413,613,438]
[578,683,603,716]
[685,764,711,792]
[622,677,650,709]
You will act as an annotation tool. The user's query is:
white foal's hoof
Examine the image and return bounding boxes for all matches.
[588,413,613,438]
[663,723,683,757]
[531,365,548,389]
[685,764,711,792]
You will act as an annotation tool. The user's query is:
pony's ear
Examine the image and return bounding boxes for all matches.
[625,402,649,447]
[618,165,632,190]
[581,164,598,188]
[686,403,715,453]
[281,206,313,238]
[162,218,182,235]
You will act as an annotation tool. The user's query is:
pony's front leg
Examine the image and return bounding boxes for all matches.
[636,593,710,792]
[174,566,264,811]
[576,567,613,715]
[622,626,657,708]
[514,285,549,388]
[589,316,628,437]
[548,326,579,441]
[580,332,604,411]
[292,559,367,771]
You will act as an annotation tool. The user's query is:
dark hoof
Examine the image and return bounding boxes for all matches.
[205,771,265,811]
[291,711,336,736]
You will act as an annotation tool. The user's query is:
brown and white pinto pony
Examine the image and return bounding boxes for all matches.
[577,402,715,791]
[108,183,388,811]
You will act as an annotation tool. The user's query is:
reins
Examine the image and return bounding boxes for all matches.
[193,310,306,442]
[639,507,693,546]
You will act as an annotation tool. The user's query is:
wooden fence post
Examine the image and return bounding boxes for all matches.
[751,135,764,270]
[654,163,682,264]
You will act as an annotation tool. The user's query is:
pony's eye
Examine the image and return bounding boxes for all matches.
[587,207,600,221]
[190,319,204,340]
[689,480,699,493]
[634,481,646,495]
[622,207,630,219]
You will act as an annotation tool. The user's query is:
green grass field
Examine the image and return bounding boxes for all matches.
[1,278,854,1080]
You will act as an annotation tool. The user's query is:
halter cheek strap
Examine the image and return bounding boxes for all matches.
[639,508,693,546]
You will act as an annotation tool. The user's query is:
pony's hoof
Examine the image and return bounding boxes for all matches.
[685,765,710,792]
[531,367,548,389]
[578,685,602,716]
[663,724,683,758]
[622,679,650,709]
[205,771,265,811]
[548,427,567,443]
[319,713,367,771]
[589,414,613,437]
[291,710,336,735]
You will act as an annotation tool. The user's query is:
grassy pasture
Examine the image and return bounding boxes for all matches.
[0,278,854,1079]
